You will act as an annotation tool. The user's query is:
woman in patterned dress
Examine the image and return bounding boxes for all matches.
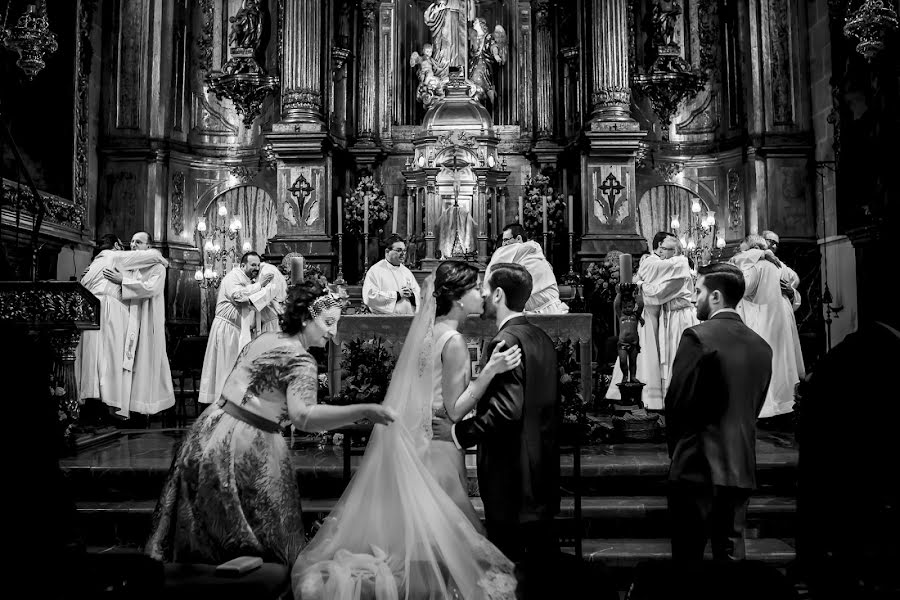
[145,281,394,565]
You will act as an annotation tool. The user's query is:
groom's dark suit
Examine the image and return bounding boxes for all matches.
[454,315,559,574]
[665,310,772,561]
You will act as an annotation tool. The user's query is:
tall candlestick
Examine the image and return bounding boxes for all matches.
[542,195,548,233]
[291,256,305,285]
[620,253,633,284]
[567,194,574,234]
[392,195,399,233]
[518,196,524,225]
[363,194,369,235]
[407,193,413,235]
[337,195,343,233]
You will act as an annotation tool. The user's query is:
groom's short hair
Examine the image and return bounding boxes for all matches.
[487,263,532,312]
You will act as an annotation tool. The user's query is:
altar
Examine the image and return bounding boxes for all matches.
[326,313,593,407]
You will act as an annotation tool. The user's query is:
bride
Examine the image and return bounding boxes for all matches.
[293,261,522,599]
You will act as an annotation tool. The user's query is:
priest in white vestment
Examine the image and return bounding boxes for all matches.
[763,230,805,379]
[732,235,804,418]
[76,234,126,402]
[249,261,288,335]
[363,235,420,315]
[484,223,569,314]
[607,235,698,409]
[198,252,273,404]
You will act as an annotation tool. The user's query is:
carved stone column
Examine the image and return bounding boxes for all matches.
[357,0,378,143]
[534,1,554,140]
[281,0,324,127]
[578,0,647,261]
[590,0,632,122]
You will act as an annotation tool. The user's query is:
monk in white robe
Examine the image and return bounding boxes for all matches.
[485,225,568,314]
[363,236,420,315]
[607,238,698,409]
[198,254,272,404]
[249,262,288,335]
[732,239,804,418]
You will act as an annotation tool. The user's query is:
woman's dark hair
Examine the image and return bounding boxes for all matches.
[95,233,121,257]
[280,280,325,335]
[434,260,479,317]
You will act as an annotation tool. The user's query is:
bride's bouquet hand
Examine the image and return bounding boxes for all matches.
[365,405,397,426]
[483,341,522,376]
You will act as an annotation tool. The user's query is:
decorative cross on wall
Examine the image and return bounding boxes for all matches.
[598,172,625,217]
[284,173,315,227]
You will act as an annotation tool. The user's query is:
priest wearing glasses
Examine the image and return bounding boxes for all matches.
[363,234,421,314]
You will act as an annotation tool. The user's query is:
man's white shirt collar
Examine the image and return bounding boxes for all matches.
[709,307,739,319]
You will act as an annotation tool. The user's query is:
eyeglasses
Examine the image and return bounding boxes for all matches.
[389,247,407,255]
[501,238,514,246]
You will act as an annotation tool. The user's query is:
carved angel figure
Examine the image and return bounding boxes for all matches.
[228,0,263,50]
[410,43,445,107]
[468,18,508,110]
[650,0,681,47]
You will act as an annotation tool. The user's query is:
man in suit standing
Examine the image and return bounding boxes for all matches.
[434,262,560,598]
[665,262,773,561]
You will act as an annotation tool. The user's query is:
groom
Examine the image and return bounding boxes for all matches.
[434,262,560,597]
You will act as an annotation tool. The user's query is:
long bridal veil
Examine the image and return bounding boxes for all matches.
[292,275,516,600]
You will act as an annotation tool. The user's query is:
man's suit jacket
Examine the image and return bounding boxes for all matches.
[454,316,560,524]
[665,311,773,489]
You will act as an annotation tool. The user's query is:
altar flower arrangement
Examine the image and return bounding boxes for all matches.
[523,174,567,239]
[343,176,389,236]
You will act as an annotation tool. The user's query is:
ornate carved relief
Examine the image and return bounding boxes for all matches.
[283,88,322,113]
[197,0,214,73]
[768,0,793,126]
[74,0,97,218]
[1,182,85,229]
[727,168,742,229]
[171,171,185,235]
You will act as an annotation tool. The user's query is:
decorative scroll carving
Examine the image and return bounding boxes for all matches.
[1,181,85,229]
[0,282,99,327]
[229,166,257,183]
[768,0,793,125]
[73,0,96,216]
[654,162,684,182]
[197,0,214,72]
[171,171,185,235]
[727,168,742,229]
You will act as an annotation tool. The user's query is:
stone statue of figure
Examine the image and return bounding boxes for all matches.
[228,0,263,50]
[468,17,508,109]
[614,282,645,384]
[424,0,476,79]
[436,200,477,259]
[410,43,445,107]
[650,0,681,47]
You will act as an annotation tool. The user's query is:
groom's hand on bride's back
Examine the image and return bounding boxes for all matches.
[432,414,453,442]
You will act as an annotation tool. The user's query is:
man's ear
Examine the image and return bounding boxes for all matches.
[515,235,523,243]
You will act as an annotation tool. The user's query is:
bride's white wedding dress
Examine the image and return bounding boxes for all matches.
[292,275,516,600]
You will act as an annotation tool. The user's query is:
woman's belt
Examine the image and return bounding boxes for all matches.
[220,400,282,433]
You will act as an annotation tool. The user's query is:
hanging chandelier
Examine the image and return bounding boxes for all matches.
[843,0,899,62]
[0,0,58,80]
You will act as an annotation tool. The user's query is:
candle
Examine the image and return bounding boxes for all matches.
[407,194,413,235]
[392,195,399,233]
[337,195,343,233]
[363,194,369,235]
[542,196,548,233]
[290,256,305,285]
[620,253,633,284]
[518,196,524,225]
[567,194,574,234]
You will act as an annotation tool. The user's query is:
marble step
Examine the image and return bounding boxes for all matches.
[573,537,796,569]
[75,495,797,545]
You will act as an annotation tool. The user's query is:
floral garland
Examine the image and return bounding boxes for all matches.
[523,174,567,239]
[582,250,637,304]
[343,176,390,236]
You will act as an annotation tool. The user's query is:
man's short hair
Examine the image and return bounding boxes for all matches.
[698,262,746,308]
[134,231,152,244]
[240,251,261,265]
[502,223,527,242]
[384,234,406,251]
[761,230,779,243]
[652,231,675,250]
[487,262,532,312]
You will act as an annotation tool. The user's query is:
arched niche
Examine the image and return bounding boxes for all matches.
[194,185,277,332]
[636,182,718,250]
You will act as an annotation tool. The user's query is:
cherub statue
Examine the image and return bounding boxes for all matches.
[410,43,445,107]
[468,17,508,109]
[613,282,645,384]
